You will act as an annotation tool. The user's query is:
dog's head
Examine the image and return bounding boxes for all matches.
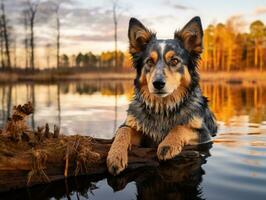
[128,17,203,98]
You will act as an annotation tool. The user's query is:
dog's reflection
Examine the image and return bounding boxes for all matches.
[107,143,212,200]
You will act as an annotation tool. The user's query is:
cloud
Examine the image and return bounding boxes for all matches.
[1,0,131,50]
[161,0,193,10]
[64,33,114,42]
[173,4,191,10]
[254,6,266,15]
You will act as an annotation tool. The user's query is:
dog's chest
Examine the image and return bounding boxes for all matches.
[127,101,186,142]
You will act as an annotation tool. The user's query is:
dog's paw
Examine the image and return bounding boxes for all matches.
[106,149,128,176]
[157,144,182,161]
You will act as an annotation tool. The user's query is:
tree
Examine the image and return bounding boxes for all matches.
[45,43,51,68]
[76,53,83,67]
[60,54,69,67]
[22,10,29,69]
[13,35,17,68]
[54,3,61,69]
[1,1,11,69]
[70,54,76,67]
[112,0,118,70]
[82,53,89,67]
[27,0,39,71]
[0,17,5,69]
[250,20,265,71]
[87,52,98,67]
[200,18,266,72]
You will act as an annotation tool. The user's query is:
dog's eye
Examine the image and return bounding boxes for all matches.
[169,58,180,66]
[146,58,154,67]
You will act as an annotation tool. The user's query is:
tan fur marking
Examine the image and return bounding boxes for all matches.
[157,125,199,160]
[125,115,141,131]
[181,66,191,87]
[188,116,203,129]
[164,67,182,88]
[107,126,141,175]
[140,84,187,112]
[164,50,175,62]
[150,51,158,63]
[139,69,148,86]
[139,63,191,112]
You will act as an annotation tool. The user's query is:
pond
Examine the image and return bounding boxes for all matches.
[0,80,266,200]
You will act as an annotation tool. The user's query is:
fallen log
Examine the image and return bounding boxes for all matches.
[0,102,210,193]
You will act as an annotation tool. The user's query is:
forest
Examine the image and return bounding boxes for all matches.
[0,0,265,72]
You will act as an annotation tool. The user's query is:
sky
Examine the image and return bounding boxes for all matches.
[3,0,266,67]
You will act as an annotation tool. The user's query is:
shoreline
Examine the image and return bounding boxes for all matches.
[0,70,265,84]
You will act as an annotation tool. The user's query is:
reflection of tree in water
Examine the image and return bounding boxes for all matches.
[57,83,61,127]
[0,82,265,128]
[100,82,124,96]
[202,83,266,123]
[1,86,6,125]
[46,85,52,107]
[30,83,35,130]
[61,81,127,96]
[75,82,98,95]
[1,143,212,200]
[58,83,70,94]
[6,85,12,119]
[0,85,13,125]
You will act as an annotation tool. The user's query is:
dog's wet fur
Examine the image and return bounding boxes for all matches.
[107,16,218,175]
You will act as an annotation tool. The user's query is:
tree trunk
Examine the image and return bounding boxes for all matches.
[13,36,16,68]
[30,17,35,71]
[0,102,202,192]
[0,23,5,69]
[259,47,263,71]
[113,2,118,71]
[56,10,60,69]
[23,11,29,69]
[254,40,258,68]
[1,2,11,69]
[28,1,39,71]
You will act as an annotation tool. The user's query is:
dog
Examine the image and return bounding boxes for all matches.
[107,16,218,175]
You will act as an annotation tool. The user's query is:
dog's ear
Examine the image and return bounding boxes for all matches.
[175,16,203,54]
[128,18,154,54]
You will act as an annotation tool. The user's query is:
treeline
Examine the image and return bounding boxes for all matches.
[202,19,266,71]
[59,51,131,69]
[0,0,265,72]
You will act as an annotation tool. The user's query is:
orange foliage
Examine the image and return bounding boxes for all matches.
[201,18,266,72]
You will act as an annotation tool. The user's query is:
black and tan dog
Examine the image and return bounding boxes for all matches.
[107,16,218,175]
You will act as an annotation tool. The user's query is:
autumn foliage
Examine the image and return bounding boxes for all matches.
[59,19,266,72]
[201,19,266,71]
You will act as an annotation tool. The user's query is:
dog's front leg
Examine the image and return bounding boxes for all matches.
[107,126,140,175]
[157,126,199,161]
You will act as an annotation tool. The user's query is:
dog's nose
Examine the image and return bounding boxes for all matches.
[153,80,165,90]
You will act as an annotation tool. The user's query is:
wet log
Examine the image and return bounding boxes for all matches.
[0,102,202,192]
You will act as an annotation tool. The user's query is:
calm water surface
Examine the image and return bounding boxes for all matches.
[0,80,266,200]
